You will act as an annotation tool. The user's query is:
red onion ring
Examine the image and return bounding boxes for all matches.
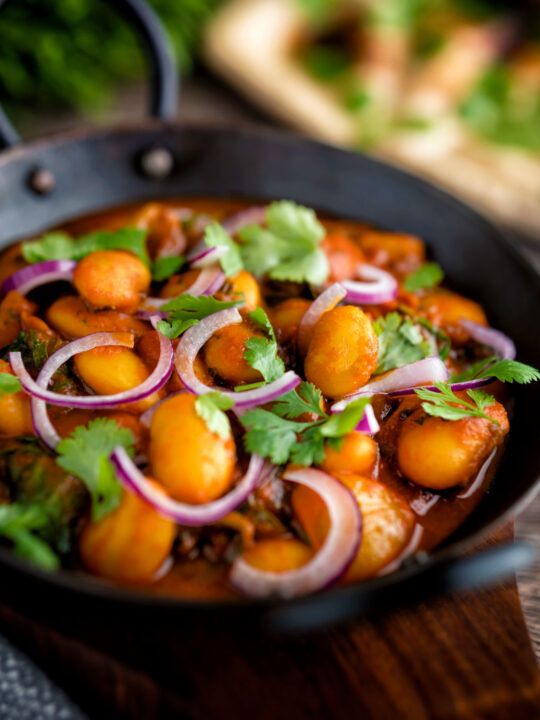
[230,467,362,598]
[29,333,135,450]
[355,404,380,435]
[331,356,449,411]
[187,241,229,268]
[110,446,265,526]
[221,206,267,236]
[460,319,516,360]
[342,264,398,305]
[2,260,77,296]
[175,307,301,408]
[297,283,346,356]
[11,321,173,409]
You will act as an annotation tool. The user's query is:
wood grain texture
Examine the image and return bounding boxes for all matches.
[1,527,539,720]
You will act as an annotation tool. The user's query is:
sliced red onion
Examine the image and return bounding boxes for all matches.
[331,356,449,411]
[342,264,398,305]
[230,467,361,598]
[110,446,264,526]
[221,206,267,236]
[2,260,76,296]
[460,319,516,360]
[297,283,345,356]
[29,333,135,450]
[175,307,300,408]
[11,322,173,409]
[187,240,229,268]
[355,404,380,435]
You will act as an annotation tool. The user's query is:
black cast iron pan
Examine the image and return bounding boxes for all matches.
[0,0,539,633]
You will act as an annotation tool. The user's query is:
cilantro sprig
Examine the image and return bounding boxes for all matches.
[238,201,329,285]
[240,382,373,466]
[451,357,540,385]
[0,372,21,397]
[56,418,135,521]
[195,392,235,439]
[414,383,499,424]
[242,307,285,385]
[152,255,185,282]
[22,228,150,266]
[373,312,432,374]
[404,262,444,292]
[156,295,244,340]
[204,223,243,278]
[0,503,60,571]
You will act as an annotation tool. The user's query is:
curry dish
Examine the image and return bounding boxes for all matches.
[0,199,537,599]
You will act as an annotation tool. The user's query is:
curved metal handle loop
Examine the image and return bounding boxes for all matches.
[0,0,179,150]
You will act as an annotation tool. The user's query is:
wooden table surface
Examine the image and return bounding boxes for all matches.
[6,70,539,717]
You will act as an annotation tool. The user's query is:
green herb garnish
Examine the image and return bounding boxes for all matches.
[56,418,135,521]
[239,201,329,286]
[204,223,244,278]
[22,228,150,266]
[414,383,498,424]
[152,255,185,282]
[156,295,243,340]
[451,357,540,385]
[0,504,60,571]
[243,307,285,384]
[0,373,21,397]
[404,262,444,292]
[240,382,372,466]
[373,312,432,374]
[195,392,235,439]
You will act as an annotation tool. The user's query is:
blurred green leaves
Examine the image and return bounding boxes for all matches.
[0,0,221,114]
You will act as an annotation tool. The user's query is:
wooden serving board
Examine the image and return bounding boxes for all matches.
[1,525,539,720]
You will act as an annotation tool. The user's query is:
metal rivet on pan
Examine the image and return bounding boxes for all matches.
[27,167,55,195]
[139,147,174,179]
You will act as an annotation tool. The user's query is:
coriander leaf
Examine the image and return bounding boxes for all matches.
[415,316,451,361]
[204,223,243,278]
[414,383,498,424]
[152,255,185,282]
[269,247,329,286]
[266,201,325,247]
[450,357,540,385]
[74,228,149,265]
[477,359,540,385]
[195,392,235,439]
[450,356,498,383]
[241,409,303,465]
[0,504,59,571]
[320,397,372,437]
[156,295,243,340]
[22,228,150,266]
[374,312,431,374]
[272,382,326,419]
[238,201,329,285]
[404,262,444,292]
[56,418,135,521]
[237,226,282,278]
[243,308,285,383]
[22,233,75,264]
[241,386,375,467]
[0,372,21,397]
[290,424,326,466]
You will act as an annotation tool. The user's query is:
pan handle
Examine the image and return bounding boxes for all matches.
[263,540,537,634]
[0,0,178,150]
